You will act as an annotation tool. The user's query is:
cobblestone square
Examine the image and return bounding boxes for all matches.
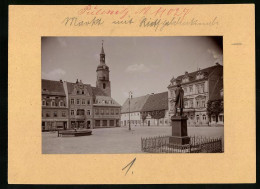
[42,126,224,154]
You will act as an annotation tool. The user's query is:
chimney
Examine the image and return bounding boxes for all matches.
[216,62,220,66]
[76,79,78,83]
[60,79,63,83]
[185,71,188,75]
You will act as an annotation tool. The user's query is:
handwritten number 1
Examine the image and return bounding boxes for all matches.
[122,158,136,176]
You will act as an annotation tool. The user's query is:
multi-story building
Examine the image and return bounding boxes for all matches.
[65,80,93,129]
[41,79,69,131]
[121,92,169,126]
[41,41,121,130]
[168,63,223,126]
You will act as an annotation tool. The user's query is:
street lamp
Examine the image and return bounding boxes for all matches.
[128,91,133,131]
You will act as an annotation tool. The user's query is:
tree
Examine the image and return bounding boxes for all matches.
[207,100,223,123]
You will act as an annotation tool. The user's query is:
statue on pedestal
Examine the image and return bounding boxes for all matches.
[173,84,184,116]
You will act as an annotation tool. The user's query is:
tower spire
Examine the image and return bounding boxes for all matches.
[101,40,105,54]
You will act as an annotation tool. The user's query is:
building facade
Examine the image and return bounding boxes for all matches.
[121,92,169,126]
[42,79,69,131]
[65,80,93,129]
[168,63,223,126]
[41,42,121,130]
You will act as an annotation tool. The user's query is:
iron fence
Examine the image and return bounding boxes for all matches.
[141,135,223,153]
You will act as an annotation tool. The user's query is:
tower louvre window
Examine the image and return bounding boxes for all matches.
[103,83,106,89]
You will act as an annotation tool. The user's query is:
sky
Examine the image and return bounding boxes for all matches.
[42,36,223,105]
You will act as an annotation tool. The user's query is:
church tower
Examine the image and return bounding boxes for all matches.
[96,41,111,97]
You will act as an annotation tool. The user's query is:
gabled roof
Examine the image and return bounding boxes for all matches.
[42,79,65,96]
[121,95,150,113]
[141,92,168,112]
[66,81,93,96]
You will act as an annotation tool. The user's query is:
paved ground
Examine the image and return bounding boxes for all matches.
[42,126,224,154]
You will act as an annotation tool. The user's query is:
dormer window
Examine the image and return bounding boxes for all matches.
[196,72,204,80]
[182,77,189,83]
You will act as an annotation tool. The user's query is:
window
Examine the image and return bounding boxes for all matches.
[95,109,99,115]
[59,101,64,107]
[100,109,104,115]
[71,99,74,105]
[115,109,119,115]
[103,83,106,89]
[77,99,80,105]
[196,115,200,122]
[87,100,90,105]
[190,100,193,108]
[189,86,193,93]
[53,112,57,117]
[203,114,206,120]
[77,109,85,115]
[42,100,46,106]
[184,101,188,108]
[87,110,91,115]
[184,87,187,93]
[46,112,50,117]
[71,110,74,116]
[111,109,114,115]
[190,115,193,120]
[82,99,85,105]
[51,101,55,107]
[202,100,205,107]
[62,112,66,117]
[82,90,85,94]
[77,90,80,94]
[106,109,109,115]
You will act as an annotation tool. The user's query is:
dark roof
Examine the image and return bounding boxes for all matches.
[121,92,168,113]
[141,92,168,112]
[42,79,65,96]
[170,64,223,87]
[91,87,108,96]
[121,95,149,113]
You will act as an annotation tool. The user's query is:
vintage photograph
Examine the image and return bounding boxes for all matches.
[41,36,223,154]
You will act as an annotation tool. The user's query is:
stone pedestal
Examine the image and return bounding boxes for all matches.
[169,116,190,145]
